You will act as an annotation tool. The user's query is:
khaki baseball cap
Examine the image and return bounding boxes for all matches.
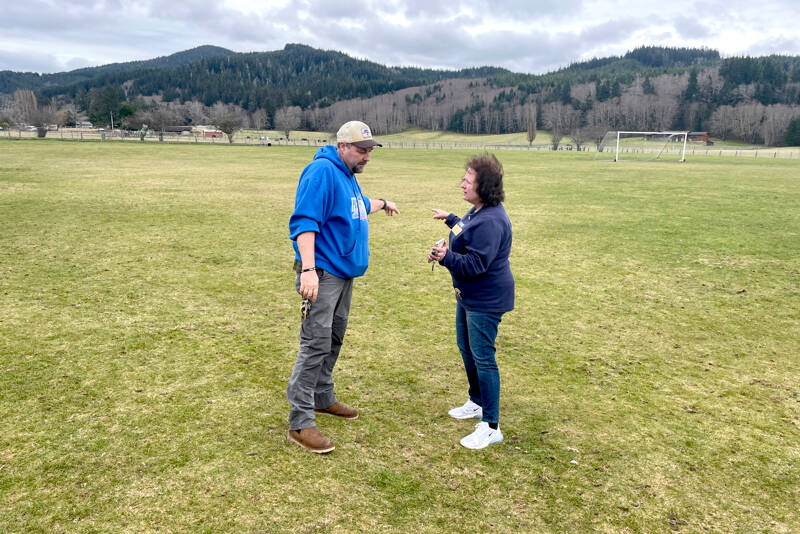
[336,121,382,148]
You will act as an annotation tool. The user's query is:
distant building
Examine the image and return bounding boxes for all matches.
[688,132,711,143]
[79,121,93,128]
[203,129,223,138]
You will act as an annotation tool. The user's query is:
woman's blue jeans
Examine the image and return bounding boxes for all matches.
[455,302,504,425]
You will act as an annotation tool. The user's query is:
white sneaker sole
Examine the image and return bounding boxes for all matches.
[448,408,483,420]
[460,432,503,450]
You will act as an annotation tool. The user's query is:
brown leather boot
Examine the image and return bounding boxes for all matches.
[314,401,358,419]
[287,427,335,454]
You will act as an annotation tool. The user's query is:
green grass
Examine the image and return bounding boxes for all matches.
[1,139,799,533]
[378,127,554,146]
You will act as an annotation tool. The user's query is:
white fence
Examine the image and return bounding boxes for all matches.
[3,127,800,159]
[3,128,278,145]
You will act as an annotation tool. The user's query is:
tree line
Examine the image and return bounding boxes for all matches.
[2,45,800,146]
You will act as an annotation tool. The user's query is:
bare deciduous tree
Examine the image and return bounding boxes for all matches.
[56,103,77,127]
[13,90,56,137]
[543,102,580,150]
[586,124,610,151]
[12,90,38,126]
[569,126,590,151]
[210,102,245,144]
[183,101,209,127]
[250,109,269,130]
[30,106,57,137]
[146,107,179,142]
[709,105,736,141]
[274,106,302,140]
[761,105,795,146]
[734,103,766,144]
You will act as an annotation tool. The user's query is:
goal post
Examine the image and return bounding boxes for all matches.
[595,131,689,162]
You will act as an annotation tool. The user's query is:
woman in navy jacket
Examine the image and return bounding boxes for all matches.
[429,153,514,450]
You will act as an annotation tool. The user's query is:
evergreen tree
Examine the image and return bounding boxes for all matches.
[785,116,800,146]
[683,69,699,101]
[526,104,537,146]
[88,85,122,126]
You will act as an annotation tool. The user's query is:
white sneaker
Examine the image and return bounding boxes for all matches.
[460,422,503,450]
[448,400,483,420]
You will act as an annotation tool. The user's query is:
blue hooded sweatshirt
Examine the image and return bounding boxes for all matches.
[289,145,372,279]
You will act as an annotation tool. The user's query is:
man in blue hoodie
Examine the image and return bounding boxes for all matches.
[287,121,399,453]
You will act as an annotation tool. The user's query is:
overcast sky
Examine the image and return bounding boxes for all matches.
[2,0,800,75]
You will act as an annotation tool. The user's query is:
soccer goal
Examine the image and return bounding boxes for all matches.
[595,131,689,162]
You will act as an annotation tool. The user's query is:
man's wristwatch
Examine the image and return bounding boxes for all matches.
[379,198,388,210]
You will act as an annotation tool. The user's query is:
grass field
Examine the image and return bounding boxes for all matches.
[1,139,799,533]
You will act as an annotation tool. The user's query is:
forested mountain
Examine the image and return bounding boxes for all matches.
[0,45,237,94]
[2,44,800,145]
[2,44,507,112]
[78,45,504,110]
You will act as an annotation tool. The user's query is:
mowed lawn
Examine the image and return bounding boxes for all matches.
[1,139,798,533]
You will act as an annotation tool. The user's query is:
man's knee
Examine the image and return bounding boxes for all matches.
[331,320,348,345]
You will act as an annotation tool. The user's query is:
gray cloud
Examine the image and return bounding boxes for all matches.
[1,0,799,74]
[0,49,62,73]
[489,0,586,19]
[748,35,800,57]
[578,18,648,47]
[673,16,711,39]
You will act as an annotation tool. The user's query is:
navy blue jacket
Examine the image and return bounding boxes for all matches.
[289,146,371,279]
[440,204,515,313]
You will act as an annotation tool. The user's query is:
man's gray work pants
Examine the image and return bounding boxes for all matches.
[287,269,353,430]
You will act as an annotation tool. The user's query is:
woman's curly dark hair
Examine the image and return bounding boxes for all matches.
[466,153,504,207]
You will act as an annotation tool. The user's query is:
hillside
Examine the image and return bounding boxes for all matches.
[2,44,508,113]
[2,44,799,145]
[0,45,237,94]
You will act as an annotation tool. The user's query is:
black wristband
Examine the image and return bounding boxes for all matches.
[300,267,316,273]
[379,198,387,210]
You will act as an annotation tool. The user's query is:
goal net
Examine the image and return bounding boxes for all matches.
[594,131,688,162]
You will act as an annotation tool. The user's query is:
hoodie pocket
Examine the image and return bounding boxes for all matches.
[340,239,357,257]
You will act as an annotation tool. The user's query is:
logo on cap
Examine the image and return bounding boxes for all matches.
[337,121,382,147]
